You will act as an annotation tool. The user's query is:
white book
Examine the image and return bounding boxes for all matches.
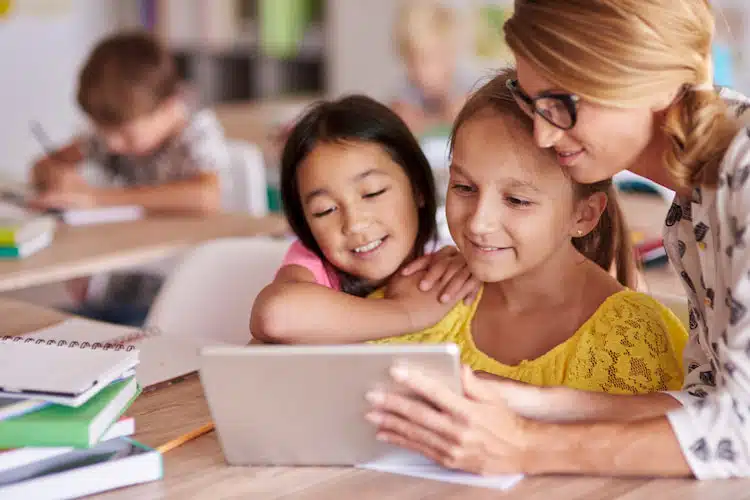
[58,205,144,226]
[0,438,162,500]
[0,341,138,407]
[0,417,135,474]
[359,451,523,491]
[4,318,222,390]
[0,187,143,227]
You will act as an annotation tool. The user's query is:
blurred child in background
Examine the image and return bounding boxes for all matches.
[30,31,231,326]
[390,0,474,137]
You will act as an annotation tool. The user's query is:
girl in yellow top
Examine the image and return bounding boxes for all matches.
[372,69,688,394]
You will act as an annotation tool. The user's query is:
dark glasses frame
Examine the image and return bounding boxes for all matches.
[506,78,581,131]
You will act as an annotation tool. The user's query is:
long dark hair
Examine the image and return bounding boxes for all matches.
[280,95,438,296]
[449,69,637,288]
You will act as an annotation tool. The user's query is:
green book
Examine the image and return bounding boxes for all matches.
[0,230,53,259]
[0,378,140,449]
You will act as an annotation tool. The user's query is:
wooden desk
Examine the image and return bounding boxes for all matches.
[0,213,287,293]
[6,299,748,499]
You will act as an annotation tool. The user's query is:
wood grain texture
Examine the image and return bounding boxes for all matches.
[0,213,287,292]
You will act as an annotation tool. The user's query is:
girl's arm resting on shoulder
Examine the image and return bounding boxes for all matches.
[250,265,413,344]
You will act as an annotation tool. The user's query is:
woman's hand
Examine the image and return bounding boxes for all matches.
[365,364,530,475]
[400,246,480,305]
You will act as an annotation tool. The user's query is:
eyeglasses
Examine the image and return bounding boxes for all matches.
[506,78,580,130]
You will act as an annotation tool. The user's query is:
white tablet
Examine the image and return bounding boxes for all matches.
[199,343,462,466]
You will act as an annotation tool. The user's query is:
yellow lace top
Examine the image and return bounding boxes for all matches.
[371,288,688,394]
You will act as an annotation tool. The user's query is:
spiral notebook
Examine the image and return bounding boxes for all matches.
[2,318,220,394]
[0,342,138,407]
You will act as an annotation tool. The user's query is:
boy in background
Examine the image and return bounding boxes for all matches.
[31,31,231,326]
[390,0,472,137]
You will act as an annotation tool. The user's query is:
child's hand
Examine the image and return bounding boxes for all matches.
[31,143,83,192]
[32,159,76,192]
[29,181,97,210]
[29,172,97,209]
[400,246,480,305]
[385,268,461,332]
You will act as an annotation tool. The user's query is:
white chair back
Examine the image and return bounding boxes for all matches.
[101,140,270,285]
[144,237,290,344]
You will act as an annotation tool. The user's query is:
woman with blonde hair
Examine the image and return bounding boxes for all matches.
[365,0,750,479]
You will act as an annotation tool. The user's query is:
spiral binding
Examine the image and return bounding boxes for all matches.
[0,326,163,352]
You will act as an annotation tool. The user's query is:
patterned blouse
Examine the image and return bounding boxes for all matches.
[664,89,750,479]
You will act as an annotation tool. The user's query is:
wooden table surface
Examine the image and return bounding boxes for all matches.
[0,213,287,293]
[6,299,749,499]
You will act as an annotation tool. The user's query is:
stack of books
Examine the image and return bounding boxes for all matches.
[0,339,162,498]
[632,231,667,268]
[0,213,56,259]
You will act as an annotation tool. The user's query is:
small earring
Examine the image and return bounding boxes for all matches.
[576,229,583,237]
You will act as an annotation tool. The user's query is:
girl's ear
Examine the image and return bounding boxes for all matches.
[572,191,607,238]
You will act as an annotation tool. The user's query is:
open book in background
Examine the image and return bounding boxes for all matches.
[6,318,222,390]
[0,183,144,227]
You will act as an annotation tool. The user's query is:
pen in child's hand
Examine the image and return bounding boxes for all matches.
[30,121,56,156]
[156,422,215,454]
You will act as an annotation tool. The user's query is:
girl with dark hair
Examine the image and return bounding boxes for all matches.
[251,95,478,344]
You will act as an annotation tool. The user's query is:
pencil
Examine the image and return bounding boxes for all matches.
[156,422,215,454]
[30,121,55,155]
